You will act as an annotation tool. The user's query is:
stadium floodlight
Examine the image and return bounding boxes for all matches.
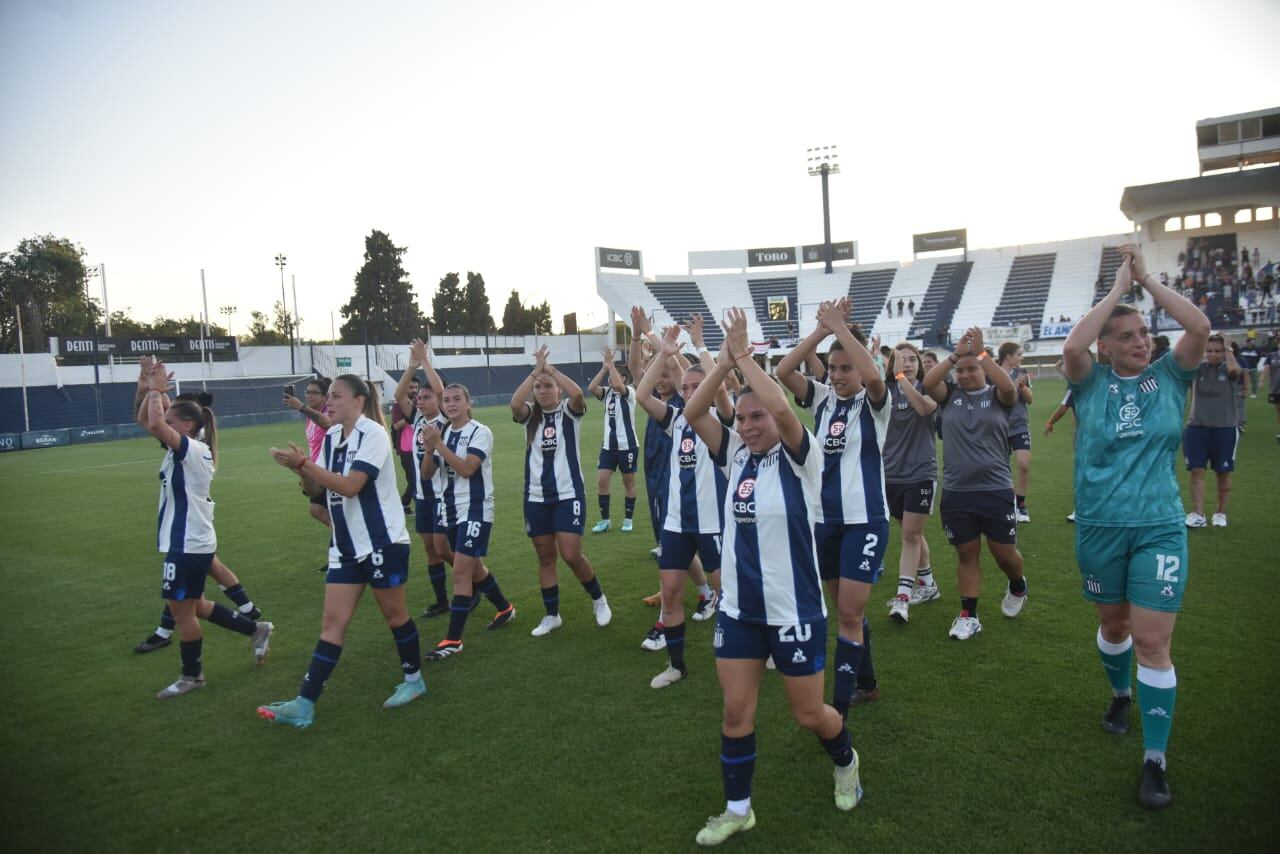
[83,263,111,336]
[274,253,294,372]
[806,146,840,274]
[220,305,237,337]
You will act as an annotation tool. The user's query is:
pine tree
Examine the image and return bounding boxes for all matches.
[339,230,426,343]
[463,271,495,333]
[430,272,465,334]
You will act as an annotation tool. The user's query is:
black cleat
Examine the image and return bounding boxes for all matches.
[485,604,516,630]
[849,686,881,708]
[1102,694,1132,735]
[1139,760,1172,810]
[316,564,329,574]
[246,606,263,621]
[134,633,172,654]
[421,601,449,619]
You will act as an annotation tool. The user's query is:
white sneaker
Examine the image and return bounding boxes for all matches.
[621,518,633,532]
[1185,512,1207,528]
[1001,580,1027,618]
[593,594,613,627]
[909,582,940,605]
[948,614,983,640]
[530,614,563,637]
[650,665,686,689]
[1211,512,1228,528]
[691,589,719,622]
[888,596,910,623]
[641,626,666,651]
[1066,511,1076,523]
[1015,508,1031,523]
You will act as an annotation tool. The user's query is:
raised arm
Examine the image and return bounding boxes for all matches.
[968,328,1017,407]
[587,357,609,401]
[923,343,962,403]
[603,346,627,395]
[775,300,830,400]
[627,306,649,382]
[1016,373,1034,406]
[509,345,547,422]
[143,364,183,451]
[1064,254,1132,382]
[893,369,937,415]
[683,350,731,458]
[1223,346,1242,382]
[820,299,886,404]
[544,349,587,415]
[134,355,157,426]
[394,340,425,416]
[636,325,681,420]
[1127,245,1209,371]
[419,340,445,398]
[725,307,805,454]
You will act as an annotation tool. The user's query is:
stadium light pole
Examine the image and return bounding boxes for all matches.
[219,305,237,337]
[275,253,294,373]
[806,146,840,274]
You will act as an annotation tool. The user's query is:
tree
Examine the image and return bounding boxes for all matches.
[339,230,426,344]
[498,289,552,335]
[528,300,552,335]
[242,303,289,345]
[0,235,95,352]
[430,272,466,334]
[463,271,495,333]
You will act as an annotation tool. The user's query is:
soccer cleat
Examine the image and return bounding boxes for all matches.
[650,664,687,689]
[642,590,662,606]
[1211,512,1228,528]
[134,632,172,654]
[692,589,719,622]
[888,595,910,623]
[257,696,315,729]
[641,626,667,651]
[1139,760,1172,810]
[486,604,516,630]
[245,606,263,621]
[383,678,427,709]
[155,674,205,700]
[1015,507,1031,523]
[1102,694,1132,735]
[421,601,449,619]
[849,686,880,708]
[425,639,463,661]
[621,518,634,532]
[695,808,756,846]
[833,750,863,811]
[1000,581,1028,618]
[250,621,274,665]
[530,614,563,637]
[592,520,612,534]
[948,613,983,640]
[910,582,940,605]
[1184,512,1207,528]
[1066,511,1076,523]
[593,595,613,627]
[649,545,662,560]
[316,564,330,574]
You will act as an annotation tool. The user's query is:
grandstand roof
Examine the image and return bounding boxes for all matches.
[1119,167,1280,224]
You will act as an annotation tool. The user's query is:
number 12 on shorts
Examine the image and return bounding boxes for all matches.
[1155,554,1180,582]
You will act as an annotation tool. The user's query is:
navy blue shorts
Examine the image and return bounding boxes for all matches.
[1183,425,1238,473]
[660,529,722,572]
[161,552,213,601]
[446,520,492,557]
[1008,432,1032,452]
[414,495,438,534]
[814,521,889,583]
[327,543,410,588]
[598,447,638,474]
[886,480,936,520]
[940,489,1017,546]
[524,498,585,538]
[647,474,669,544]
[713,611,827,676]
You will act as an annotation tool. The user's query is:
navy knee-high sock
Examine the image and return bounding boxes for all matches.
[221,583,251,610]
[599,494,611,520]
[857,618,877,691]
[581,575,603,600]
[298,640,342,702]
[446,595,472,641]
[721,732,756,807]
[391,620,421,678]
[832,635,865,718]
[427,563,448,604]
[159,605,176,633]
[819,727,854,768]
[664,622,687,671]
[624,496,636,520]
[179,638,203,678]
[542,585,560,617]
[207,602,257,636]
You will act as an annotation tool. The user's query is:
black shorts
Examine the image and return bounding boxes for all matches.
[1008,432,1032,452]
[886,480,936,520]
[940,489,1017,546]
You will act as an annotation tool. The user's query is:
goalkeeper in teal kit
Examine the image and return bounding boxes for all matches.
[1063,244,1209,811]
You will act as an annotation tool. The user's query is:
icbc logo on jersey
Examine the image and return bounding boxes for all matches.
[824,418,848,454]
[678,435,697,469]
[733,477,757,523]
[540,424,558,451]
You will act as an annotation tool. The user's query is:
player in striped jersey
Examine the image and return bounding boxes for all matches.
[509,347,611,638]
[394,340,451,617]
[681,309,861,845]
[259,375,424,728]
[777,298,890,717]
[997,342,1035,523]
[138,362,273,699]
[420,383,517,657]
[588,346,639,533]
[637,324,734,689]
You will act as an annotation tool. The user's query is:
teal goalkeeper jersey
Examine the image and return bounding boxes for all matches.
[1069,354,1196,527]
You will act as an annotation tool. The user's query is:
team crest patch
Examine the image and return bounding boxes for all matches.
[1139,376,1159,394]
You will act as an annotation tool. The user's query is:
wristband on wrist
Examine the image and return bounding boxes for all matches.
[976,351,988,362]
[894,372,906,380]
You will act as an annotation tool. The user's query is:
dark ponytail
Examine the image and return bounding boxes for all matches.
[168,399,218,464]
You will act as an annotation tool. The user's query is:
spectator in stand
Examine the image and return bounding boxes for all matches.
[908,299,916,317]
[886,298,893,316]
[897,299,905,318]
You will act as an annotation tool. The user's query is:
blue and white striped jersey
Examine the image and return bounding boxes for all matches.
[601,385,638,452]
[322,416,410,566]
[156,435,217,554]
[434,420,496,527]
[802,380,890,525]
[519,401,586,504]
[643,392,683,477]
[412,411,448,501]
[660,404,729,534]
[715,430,825,626]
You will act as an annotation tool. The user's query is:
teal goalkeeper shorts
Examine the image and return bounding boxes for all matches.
[1075,523,1188,613]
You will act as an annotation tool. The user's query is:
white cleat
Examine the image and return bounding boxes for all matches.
[691,589,719,622]
[909,583,941,605]
[1015,508,1031,523]
[888,596,910,623]
[1066,511,1076,523]
[641,626,666,651]
[1000,581,1027,618]
[650,665,686,689]
[1211,512,1228,528]
[1185,512,1207,528]
[251,621,274,665]
[948,614,983,640]
[593,594,613,627]
[530,614,563,637]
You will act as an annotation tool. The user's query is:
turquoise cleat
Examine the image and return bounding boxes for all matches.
[383,678,427,709]
[257,696,315,729]
[591,519,611,533]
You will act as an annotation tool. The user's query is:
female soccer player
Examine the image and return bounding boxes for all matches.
[1063,244,1209,809]
[637,324,733,687]
[283,376,334,530]
[509,346,611,638]
[922,327,1028,641]
[394,340,451,616]
[258,374,424,728]
[683,309,862,845]
[421,382,518,657]
[588,346,638,533]
[391,374,421,513]
[881,341,940,623]
[776,298,890,716]
[629,306,684,563]
[139,362,272,699]
[996,342,1034,522]
[1183,334,1241,528]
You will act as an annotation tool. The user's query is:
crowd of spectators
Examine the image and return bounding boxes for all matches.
[1156,239,1276,329]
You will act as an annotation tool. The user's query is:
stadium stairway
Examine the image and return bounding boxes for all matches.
[909,261,973,343]
[1040,238,1107,330]
[847,267,898,333]
[1091,246,1128,304]
[747,277,799,339]
[949,252,1013,335]
[991,253,1057,337]
[646,281,724,349]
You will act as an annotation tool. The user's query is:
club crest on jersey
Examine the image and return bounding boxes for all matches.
[540,424,558,451]
[733,476,757,523]
[678,435,698,469]
[1139,376,1159,394]
[824,418,848,454]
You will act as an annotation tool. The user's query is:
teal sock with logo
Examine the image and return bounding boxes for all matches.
[1097,628,1133,696]
[1137,664,1177,765]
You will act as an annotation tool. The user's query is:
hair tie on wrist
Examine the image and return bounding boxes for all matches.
[976,351,988,362]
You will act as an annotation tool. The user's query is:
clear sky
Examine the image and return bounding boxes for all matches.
[3,0,1278,339]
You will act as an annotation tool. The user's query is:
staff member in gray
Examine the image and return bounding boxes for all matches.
[922,327,1029,642]
[1183,334,1242,529]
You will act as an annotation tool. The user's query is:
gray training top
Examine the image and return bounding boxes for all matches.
[940,384,1014,492]
[1006,366,1031,435]
[884,380,938,483]
[1268,351,1280,396]
[1188,362,1239,428]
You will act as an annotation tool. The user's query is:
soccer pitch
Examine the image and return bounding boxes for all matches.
[1,380,1277,852]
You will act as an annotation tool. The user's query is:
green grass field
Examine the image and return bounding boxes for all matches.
[2,380,1278,852]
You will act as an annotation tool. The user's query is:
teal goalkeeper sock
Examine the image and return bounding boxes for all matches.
[1137,664,1177,757]
[1096,628,1133,696]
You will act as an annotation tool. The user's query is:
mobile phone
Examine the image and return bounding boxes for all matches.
[285,384,296,396]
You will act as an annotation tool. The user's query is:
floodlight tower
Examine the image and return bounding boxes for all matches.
[219,305,237,337]
[806,146,840,274]
[274,252,294,372]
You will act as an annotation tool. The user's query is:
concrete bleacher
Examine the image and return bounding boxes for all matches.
[908,261,973,341]
[1040,237,1109,330]
[872,260,936,342]
[847,267,898,333]
[646,281,724,348]
[746,277,798,339]
[949,251,1014,335]
[992,253,1057,336]
[1091,245,1128,305]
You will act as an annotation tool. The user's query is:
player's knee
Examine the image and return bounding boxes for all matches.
[789,702,827,732]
